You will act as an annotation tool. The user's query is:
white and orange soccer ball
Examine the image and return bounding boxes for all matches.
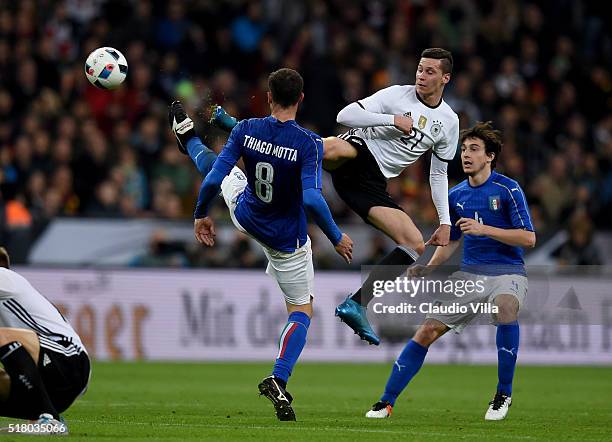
[84,47,128,90]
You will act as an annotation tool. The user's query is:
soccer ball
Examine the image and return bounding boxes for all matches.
[85,47,128,90]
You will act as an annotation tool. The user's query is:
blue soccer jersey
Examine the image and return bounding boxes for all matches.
[448,171,534,275]
[202,116,328,252]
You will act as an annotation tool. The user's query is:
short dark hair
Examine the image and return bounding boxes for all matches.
[421,48,453,74]
[0,247,10,269]
[460,121,503,169]
[268,68,303,108]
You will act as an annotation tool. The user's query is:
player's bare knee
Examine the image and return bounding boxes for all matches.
[396,235,425,256]
[413,241,425,256]
[493,295,519,323]
[323,137,357,162]
[413,320,447,346]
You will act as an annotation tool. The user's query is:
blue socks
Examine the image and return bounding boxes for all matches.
[378,322,519,406]
[272,311,311,384]
[187,137,217,176]
[381,339,428,406]
[496,321,519,395]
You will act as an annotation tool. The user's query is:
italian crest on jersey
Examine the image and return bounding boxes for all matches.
[431,120,442,137]
[489,195,501,211]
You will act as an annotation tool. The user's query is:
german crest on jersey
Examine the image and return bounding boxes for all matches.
[431,120,442,137]
[489,195,501,211]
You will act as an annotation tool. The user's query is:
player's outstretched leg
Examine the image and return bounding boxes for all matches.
[168,100,217,176]
[258,310,311,421]
[485,319,519,420]
[336,245,421,345]
[337,206,424,345]
[209,105,239,132]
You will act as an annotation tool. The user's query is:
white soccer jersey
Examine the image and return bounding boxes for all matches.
[345,85,459,179]
[0,268,86,356]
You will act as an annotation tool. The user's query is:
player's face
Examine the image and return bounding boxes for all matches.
[415,58,450,96]
[461,137,493,176]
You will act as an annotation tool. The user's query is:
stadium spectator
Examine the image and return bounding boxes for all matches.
[554,210,603,266]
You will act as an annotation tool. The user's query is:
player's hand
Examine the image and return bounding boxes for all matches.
[456,218,487,236]
[393,115,413,134]
[408,264,434,277]
[194,217,216,246]
[426,224,450,246]
[335,233,353,264]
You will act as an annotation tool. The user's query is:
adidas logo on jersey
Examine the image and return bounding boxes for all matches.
[43,353,52,367]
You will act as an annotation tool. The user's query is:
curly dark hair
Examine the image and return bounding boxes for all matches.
[460,121,503,169]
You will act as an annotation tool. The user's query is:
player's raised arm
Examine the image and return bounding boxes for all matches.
[300,136,353,263]
[193,122,244,245]
[336,85,412,133]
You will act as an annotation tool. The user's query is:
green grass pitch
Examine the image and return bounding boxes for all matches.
[1,362,610,440]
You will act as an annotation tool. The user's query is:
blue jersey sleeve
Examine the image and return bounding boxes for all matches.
[448,191,462,241]
[504,183,534,232]
[300,135,323,190]
[303,188,342,246]
[298,133,341,245]
[194,122,244,218]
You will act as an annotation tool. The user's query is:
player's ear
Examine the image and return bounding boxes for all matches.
[298,92,304,105]
[267,91,272,105]
[442,72,451,85]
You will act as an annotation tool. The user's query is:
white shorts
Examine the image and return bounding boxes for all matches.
[221,167,314,306]
[426,271,528,333]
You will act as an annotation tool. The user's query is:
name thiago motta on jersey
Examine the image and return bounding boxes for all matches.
[243,134,298,162]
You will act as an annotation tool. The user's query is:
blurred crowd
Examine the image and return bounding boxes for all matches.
[0,0,610,266]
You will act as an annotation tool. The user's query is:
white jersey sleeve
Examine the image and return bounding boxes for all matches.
[336,102,395,128]
[357,85,405,113]
[429,155,451,225]
[337,86,404,128]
